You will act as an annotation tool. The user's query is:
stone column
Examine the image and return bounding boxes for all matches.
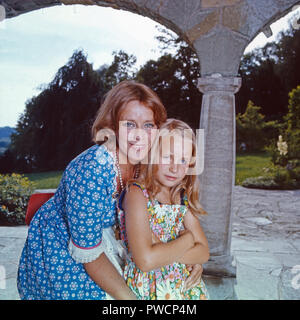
[198,74,241,277]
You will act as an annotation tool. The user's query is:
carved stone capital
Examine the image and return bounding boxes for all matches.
[198,74,242,94]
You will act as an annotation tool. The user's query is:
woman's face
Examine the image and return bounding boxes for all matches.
[117,100,157,164]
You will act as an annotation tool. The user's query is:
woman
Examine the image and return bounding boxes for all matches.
[17,80,202,300]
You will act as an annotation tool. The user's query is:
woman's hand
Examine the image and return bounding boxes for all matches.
[183,264,203,291]
[84,253,137,300]
[153,231,203,291]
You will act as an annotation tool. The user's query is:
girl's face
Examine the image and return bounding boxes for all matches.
[155,134,193,189]
[118,100,157,164]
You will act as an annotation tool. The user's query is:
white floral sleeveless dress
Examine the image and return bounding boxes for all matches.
[118,183,210,300]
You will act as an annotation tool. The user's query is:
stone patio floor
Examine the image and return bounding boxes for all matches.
[231,185,300,300]
[0,185,300,300]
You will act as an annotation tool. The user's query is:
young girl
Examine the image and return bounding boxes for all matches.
[117,118,210,300]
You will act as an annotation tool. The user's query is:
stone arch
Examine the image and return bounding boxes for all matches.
[2,1,300,76]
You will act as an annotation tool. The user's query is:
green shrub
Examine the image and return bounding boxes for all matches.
[262,120,283,142]
[264,86,300,166]
[266,130,300,164]
[236,100,266,152]
[290,164,300,182]
[242,176,279,189]
[264,134,289,166]
[0,173,36,225]
[284,85,300,133]
[241,87,300,190]
[242,161,300,190]
[286,129,300,160]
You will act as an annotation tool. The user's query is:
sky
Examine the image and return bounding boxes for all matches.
[0,4,299,128]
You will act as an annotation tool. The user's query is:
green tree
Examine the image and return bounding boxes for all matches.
[137,27,202,129]
[284,85,300,160]
[236,100,267,152]
[275,26,300,96]
[237,44,286,120]
[257,86,300,189]
[237,22,300,121]
[0,149,16,173]
[10,49,104,172]
[265,86,300,166]
[103,50,137,91]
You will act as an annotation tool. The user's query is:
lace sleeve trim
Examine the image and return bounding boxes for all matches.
[68,239,105,264]
[68,227,128,265]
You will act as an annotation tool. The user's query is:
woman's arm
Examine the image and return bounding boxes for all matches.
[124,186,194,272]
[177,209,210,265]
[84,253,137,300]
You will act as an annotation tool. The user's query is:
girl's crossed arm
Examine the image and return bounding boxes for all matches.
[124,185,194,272]
[177,209,210,265]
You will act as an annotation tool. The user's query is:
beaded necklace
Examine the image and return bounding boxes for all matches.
[113,151,140,199]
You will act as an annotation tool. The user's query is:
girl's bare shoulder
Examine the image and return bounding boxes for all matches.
[123,183,148,209]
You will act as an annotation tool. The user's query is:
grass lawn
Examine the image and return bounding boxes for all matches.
[24,171,63,189]
[235,151,272,185]
[23,152,272,189]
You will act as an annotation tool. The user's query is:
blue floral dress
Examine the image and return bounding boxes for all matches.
[17,144,121,300]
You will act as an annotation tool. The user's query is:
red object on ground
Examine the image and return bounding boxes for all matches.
[25,193,55,225]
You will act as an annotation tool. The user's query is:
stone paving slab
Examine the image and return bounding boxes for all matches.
[231,186,300,300]
[0,226,28,300]
[0,186,300,300]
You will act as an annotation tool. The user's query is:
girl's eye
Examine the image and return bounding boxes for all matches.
[181,159,187,164]
[178,158,188,165]
[162,155,171,163]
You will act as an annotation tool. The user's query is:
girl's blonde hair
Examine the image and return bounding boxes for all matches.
[91,80,167,143]
[138,118,207,216]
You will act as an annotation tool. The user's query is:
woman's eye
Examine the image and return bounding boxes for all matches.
[162,155,171,162]
[144,123,155,129]
[124,121,136,128]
